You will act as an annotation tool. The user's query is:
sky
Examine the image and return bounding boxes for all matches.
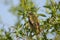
[0,0,60,39]
[0,0,19,29]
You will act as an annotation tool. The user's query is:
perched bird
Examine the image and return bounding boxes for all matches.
[28,12,40,35]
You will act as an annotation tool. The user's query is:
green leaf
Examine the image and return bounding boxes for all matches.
[57,14,60,17]
[57,31,60,35]
[44,5,51,9]
[38,14,46,17]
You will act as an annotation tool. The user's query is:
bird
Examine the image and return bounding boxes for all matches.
[28,12,40,35]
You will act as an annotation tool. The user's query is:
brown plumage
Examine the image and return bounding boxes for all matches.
[28,12,40,35]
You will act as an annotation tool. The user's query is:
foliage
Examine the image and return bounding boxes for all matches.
[0,0,60,40]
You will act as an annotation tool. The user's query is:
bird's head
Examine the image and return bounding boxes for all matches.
[27,11,33,18]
